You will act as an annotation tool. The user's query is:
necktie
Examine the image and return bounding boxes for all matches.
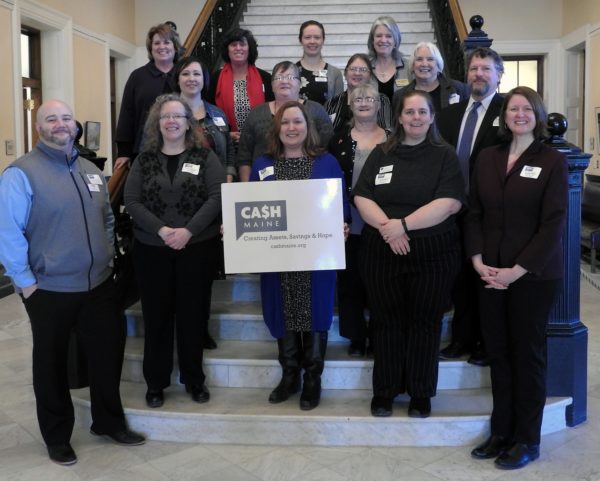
[456,101,481,192]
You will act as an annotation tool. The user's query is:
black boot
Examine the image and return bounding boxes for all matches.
[268,331,301,403]
[300,331,328,410]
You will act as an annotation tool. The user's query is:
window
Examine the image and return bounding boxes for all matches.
[500,56,543,97]
[21,27,42,153]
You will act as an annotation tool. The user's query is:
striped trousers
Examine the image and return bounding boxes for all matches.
[360,226,460,398]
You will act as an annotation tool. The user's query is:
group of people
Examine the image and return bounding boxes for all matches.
[0,14,568,472]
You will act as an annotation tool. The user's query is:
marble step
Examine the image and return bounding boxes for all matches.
[126,296,453,344]
[256,40,434,61]
[121,338,490,390]
[251,0,426,4]
[246,3,429,15]
[254,33,434,46]
[72,382,571,446]
[241,12,432,25]
[244,21,433,35]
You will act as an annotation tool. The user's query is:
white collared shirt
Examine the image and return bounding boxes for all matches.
[456,92,497,155]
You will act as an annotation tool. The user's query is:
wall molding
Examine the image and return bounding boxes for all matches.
[73,23,106,46]
[0,0,15,10]
[493,39,563,115]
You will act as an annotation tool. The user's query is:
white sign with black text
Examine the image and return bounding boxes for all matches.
[221,179,346,274]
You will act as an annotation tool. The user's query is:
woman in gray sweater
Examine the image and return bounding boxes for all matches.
[124,94,225,409]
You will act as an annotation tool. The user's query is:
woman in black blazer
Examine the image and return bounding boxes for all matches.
[465,86,568,469]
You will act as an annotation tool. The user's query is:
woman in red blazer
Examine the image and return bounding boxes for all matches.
[465,86,568,470]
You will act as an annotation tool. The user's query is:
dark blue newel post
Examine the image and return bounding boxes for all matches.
[544,113,591,427]
[462,15,493,53]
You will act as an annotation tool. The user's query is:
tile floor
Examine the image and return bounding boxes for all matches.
[0,272,599,481]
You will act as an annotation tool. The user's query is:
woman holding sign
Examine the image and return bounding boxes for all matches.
[353,90,464,418]
[250,100,349,410]
[124,94,225,408]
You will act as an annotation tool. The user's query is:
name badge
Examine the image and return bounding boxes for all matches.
[87,183,100,192]
[395,79,409,87]
[492,116,500,127]
[520,165,542,179]
[182,163,200,175]
[259,166,274,180]
[375,173,392,185]
[86,174,103,185]
[449,93,460,104]
[315,77,328,82]
[213,116,226,127]
[379,165,393,174]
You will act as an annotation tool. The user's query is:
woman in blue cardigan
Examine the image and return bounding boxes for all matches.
[250,101,349,410]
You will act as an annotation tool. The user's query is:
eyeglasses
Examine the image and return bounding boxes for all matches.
[273,75,300,81]
[159,113,188,120]
[347,66,370,73]
[353,97,378,104]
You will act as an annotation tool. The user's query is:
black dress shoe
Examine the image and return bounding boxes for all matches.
[90,428,146,445]
[186,384,210,403]
[47,443,77,465]
[471,435,512,459]
[468,345,490,366]
[203,333,218,350]
[408,397,431,418]
[370,396,393,417]
[439,342,470,360]
[145,388,164,408]
[495,443,539,469]
[348,340,366,357]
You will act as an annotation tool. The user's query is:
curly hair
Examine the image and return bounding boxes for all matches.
[141,94,203,153]
[146,23,182,63]
[220,28,259,65]
[266,101,324,159]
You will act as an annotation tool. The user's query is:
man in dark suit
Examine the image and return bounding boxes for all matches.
[436,47,505,365]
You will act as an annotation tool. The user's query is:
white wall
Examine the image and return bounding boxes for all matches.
[135,0,207,46]
[460,0,562,40]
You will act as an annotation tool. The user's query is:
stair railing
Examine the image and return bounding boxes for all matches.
[183,0,249,72]
[428,0,468,81]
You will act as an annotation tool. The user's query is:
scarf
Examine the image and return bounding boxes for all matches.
[215,63,266,132]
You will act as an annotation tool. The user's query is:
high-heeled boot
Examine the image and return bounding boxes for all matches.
[300,331,328,410]
[268,330,301,403]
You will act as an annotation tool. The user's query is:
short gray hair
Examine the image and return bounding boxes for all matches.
[408,42,444,81]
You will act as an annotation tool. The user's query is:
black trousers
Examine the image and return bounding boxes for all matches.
[449,258,482,347]
[449,214,481,348]
[337,234,369,341]
[23,278,126,446]
[361,226,460,398]
[479,277,560,445]
[133,237,218,389]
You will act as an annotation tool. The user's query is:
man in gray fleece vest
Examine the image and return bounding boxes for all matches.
[0,100,144,466]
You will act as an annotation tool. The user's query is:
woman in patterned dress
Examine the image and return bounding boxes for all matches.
[295,20,343,104]
[250,101,349,410]
[207,28,273,148]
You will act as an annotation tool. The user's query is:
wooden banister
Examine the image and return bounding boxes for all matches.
[183,0,218,54]
[448,0,468,42]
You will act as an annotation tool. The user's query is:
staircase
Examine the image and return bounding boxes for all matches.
[240,0,436,73]
[72,274,571,447]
